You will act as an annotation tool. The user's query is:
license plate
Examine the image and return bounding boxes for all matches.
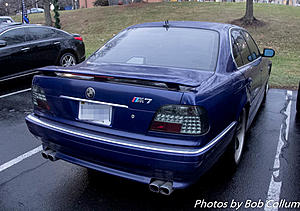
[78,102,112,126]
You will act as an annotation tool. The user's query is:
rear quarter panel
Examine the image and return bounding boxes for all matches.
[181,72,248,148]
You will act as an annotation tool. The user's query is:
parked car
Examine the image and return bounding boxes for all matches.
[0,23,85,82]
[0,16,14,24]
[25,21,274,195]
[27,8,44,14]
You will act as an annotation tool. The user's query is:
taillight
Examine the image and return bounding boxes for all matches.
[32,85,50,111]
[74,36,83,41]
[150,105,209,135]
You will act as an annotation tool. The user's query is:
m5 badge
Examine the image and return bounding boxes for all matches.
[132,97,152,104]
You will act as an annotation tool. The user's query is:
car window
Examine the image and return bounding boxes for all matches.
[0,28,25,45]
[53,29,69,37]
[231,36,244,67]
[26,27,56,41]
[231,29,251,66]
[88,27,220,72]
[241,31,260,61]
[0,18,13,24]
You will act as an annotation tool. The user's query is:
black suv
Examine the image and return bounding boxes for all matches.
[0,23,85,82]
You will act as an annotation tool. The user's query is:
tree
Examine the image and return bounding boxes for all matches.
[243,0,255,24]
[232,0,263,26]
[43,0,52,26]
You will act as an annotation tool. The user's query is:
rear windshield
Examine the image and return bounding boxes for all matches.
[87,27,219,71]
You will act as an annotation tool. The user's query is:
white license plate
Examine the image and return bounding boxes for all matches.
[78,102,112,126]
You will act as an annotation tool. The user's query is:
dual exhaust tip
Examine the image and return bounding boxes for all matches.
[149,180,174,195]
[41,149,58,161]
[42,150,173,195]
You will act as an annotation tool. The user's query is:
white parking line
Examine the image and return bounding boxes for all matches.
[0,145,42,173]
[0,88,31,99]
[264,90,293,211]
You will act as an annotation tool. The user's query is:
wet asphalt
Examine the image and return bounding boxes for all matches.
[0,77,299,211]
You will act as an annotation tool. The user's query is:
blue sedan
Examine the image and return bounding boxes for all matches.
[25,21,275,195]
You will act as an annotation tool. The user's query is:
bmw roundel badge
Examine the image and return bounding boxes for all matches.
[85,87,95,99]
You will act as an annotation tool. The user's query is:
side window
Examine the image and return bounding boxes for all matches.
[231,36,243,67]
[53,29,69,37]
[0,28,25,46]
[26,27,56,41]
[241,31,260,61]
[231,30,251,66]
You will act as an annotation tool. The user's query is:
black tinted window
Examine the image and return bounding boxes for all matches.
[26,27,56,41]
[231,36,243,67]
[241,31,260,61]
[88,27,219,71]
[54,29,69,37]
[231,30,251,66]
[0,28,25,45]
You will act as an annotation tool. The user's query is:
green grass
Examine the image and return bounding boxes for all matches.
[13,2,300,88]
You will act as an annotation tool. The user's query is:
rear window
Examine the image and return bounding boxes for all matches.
[87,27,219,71]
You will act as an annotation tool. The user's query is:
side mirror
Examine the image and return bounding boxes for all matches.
[262,48,275,57]
[0,40,7,48]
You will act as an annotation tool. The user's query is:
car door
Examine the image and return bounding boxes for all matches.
[231,29,261,107]
[25,27,61,68]
[241,30,269,87]
[0,27,32,78]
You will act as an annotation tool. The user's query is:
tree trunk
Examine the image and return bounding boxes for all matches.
[244,0,254,23]
[43,0,52,26]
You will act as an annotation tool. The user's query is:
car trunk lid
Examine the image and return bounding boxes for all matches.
[33,65,212,136]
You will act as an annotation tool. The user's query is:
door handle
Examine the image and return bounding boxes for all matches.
[53,42,60,45]
[21,47,30,52]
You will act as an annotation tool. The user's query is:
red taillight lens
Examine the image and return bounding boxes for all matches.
[149,105,209,135]
[74,36,83,41]
[150,121,182,133]
[32,85,50,111]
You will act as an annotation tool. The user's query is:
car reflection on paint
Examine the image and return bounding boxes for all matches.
[25,21,275,195]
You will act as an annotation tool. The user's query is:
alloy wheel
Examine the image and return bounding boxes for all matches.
[60,53,76,67]
[234,109,246,164]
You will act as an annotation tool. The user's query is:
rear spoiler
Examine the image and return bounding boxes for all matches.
[36,66,198,92]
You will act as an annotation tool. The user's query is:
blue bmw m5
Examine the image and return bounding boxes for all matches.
[25,21,275,195]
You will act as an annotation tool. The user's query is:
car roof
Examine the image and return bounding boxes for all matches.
[0,23,54,34]
[0,16,13,19]
[128,21,241,33]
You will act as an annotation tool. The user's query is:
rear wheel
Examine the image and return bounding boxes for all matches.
[225,108,247,168]
[59,52,77,67]
[263,79,269,103]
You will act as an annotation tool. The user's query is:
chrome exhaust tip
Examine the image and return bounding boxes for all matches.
[41,150,49,159]
[41,149,53,159]
[48,152,58,161]
[149,180,165,193]
[159,181,174,196]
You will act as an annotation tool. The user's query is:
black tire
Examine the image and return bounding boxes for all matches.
[263,80,269,102]
[59,52,77,67]
[224,108,247,169]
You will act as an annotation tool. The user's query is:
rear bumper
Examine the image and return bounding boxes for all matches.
[26,114,236,189]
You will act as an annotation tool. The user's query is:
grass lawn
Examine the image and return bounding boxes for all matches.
[14,2,300,89]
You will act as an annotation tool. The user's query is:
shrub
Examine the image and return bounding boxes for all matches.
[94,0,109,6]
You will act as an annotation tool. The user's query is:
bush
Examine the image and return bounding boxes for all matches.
[94,0,109,6]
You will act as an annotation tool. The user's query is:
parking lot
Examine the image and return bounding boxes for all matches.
[0,78,299,210]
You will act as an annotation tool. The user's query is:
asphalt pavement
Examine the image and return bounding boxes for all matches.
[0,78,299,211]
